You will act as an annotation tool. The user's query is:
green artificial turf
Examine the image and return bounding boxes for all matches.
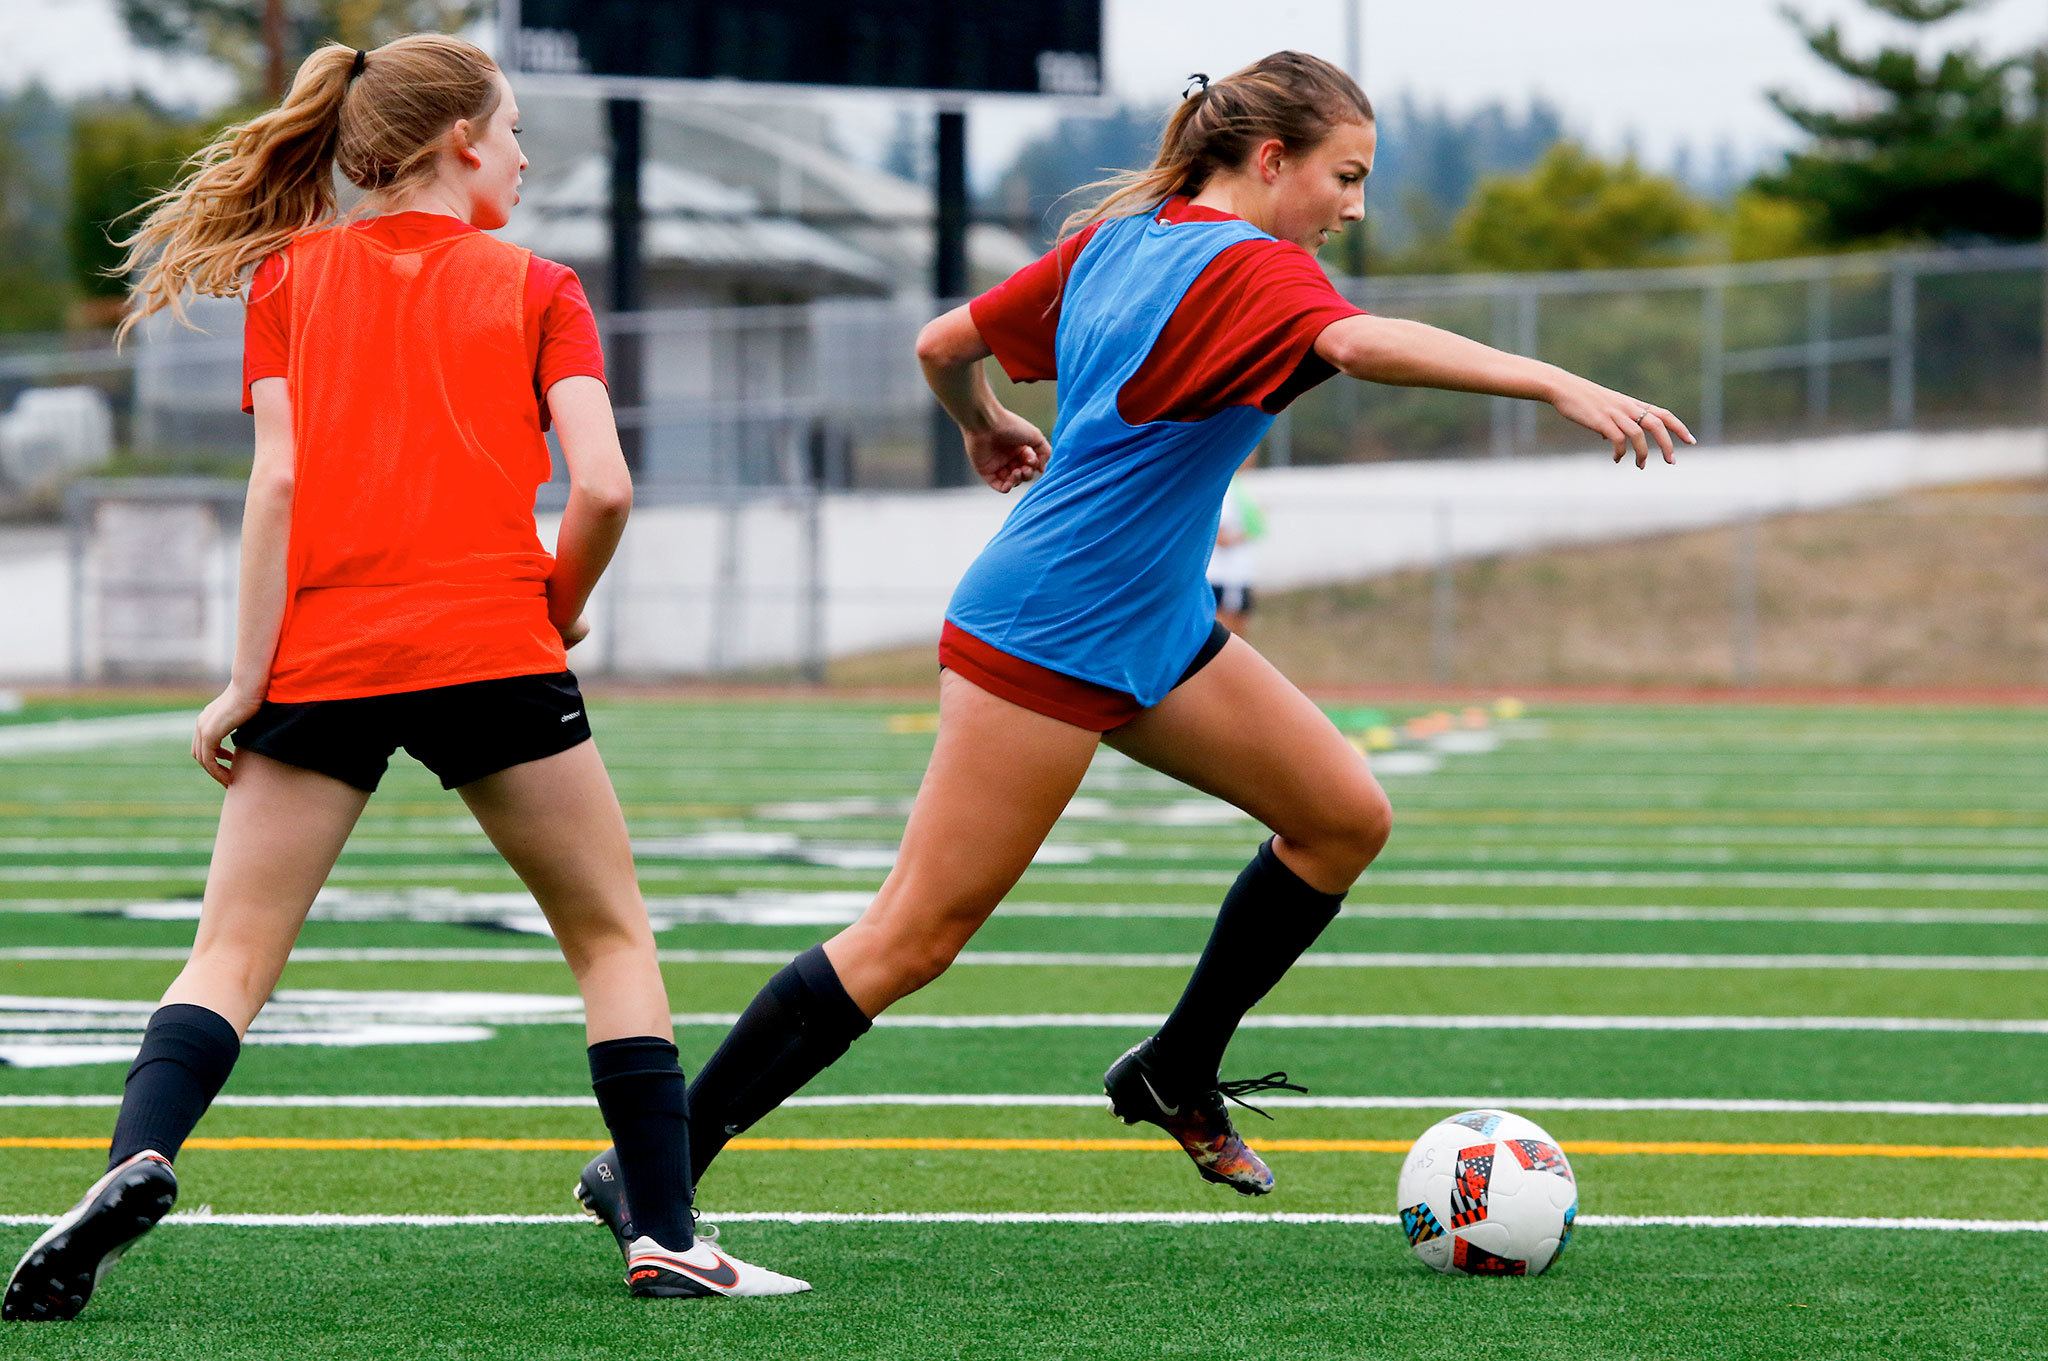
[1,1223,2039,1361]
[2,697,2045,1358]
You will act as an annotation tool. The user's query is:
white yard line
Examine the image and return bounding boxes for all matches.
[8,1002,2039,1035]
[0,1210,2038,1232]
[7,865,2048,891]
[1359,869,2048,891]
[8,945,2048,971]
[5,895,2046,927]
[4,1093,2045,1116]
[4,996,2039,1034]
[832,1013,2048,1034]
[16,841,2048,869]
[0,712,193,757]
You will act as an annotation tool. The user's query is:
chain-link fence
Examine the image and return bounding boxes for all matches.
[53,452,2046,689]
[11,244,2046,688]
[2,244,2041,496]
[1238,485,2048,691]
[1270,244,2045,465]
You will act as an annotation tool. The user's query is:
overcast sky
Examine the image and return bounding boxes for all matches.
[4,0,2043,180]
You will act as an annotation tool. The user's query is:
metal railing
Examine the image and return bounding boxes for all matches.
[2,244,2039,498]
[53,475,2047,690]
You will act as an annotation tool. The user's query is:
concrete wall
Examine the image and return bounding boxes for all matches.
[581,425,2048,672]
[1247,425,2048,590]
[5,426,2043,683]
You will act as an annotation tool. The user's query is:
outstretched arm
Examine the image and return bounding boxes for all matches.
[915,305,1050,494]
[1314,314,1695,467]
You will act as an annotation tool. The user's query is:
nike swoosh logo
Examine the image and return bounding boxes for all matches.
[635,1248,740,1290]
[1139,1070,1180,1118]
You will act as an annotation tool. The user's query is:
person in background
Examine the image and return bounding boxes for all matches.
[1210,452,1264,635]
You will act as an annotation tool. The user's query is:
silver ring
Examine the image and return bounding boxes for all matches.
[1634,410,1651,423]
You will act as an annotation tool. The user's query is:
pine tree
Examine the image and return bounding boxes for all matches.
[1756,0,2045,244]
[116,1,490,101]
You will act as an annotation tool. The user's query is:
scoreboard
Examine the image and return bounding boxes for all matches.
[502,0,1104,98]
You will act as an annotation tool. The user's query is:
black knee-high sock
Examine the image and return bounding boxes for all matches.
[588,1036,694,1248]
[687,945,872,1182]
[108,1003,240,1168]
[1150,838,1346,1092]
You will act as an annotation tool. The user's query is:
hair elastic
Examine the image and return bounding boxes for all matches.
[349,49,367,79]
[1182,72,1209,100]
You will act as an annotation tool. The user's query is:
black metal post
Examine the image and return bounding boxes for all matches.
[929,107,970,488]
[606,96,645,472]
[1343,0,1368,281]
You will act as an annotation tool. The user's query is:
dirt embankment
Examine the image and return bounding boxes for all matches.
[831,479,2048,691]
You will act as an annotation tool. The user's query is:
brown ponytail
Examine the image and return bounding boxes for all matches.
[1060,51,1372,240]
[113,34,501,344]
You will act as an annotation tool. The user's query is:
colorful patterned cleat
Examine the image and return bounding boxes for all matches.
[1103,1039,1306,1196]
[4,1150,177,1323]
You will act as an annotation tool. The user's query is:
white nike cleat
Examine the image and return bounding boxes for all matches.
[624,1233,811,1299]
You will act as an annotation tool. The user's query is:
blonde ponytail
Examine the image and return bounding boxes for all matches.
[114,34,501,344]
[1060,51,1373,240]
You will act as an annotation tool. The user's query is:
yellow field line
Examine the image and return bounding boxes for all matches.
[0,1137,611,1153]
[4,1136,2045,1160]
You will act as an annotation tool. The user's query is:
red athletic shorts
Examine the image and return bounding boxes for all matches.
[937,620,1231,732]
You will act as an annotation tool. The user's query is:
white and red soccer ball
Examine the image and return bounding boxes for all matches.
[1396,1109,1577,1276]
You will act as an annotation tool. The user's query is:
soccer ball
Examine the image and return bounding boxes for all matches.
[1395,1109,1577,1276]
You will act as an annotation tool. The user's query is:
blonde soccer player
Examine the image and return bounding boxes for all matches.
[5,36,804,1322]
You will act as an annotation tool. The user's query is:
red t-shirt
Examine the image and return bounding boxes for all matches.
[967,196,1365,423]
[259,220,568,703]
[242,211,605,428]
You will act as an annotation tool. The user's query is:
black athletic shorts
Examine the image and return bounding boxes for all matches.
[231,670,593,793]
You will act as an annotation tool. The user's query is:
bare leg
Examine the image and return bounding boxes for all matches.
[682,671,1100,1180]
[461,738,710,1251]
[104,753,366,1171]
[823,669,1102,1014]
[160,751,371,1033]
[1107,634,1391,893]
[1095,636,1393,1192]
[1105,633,1391,1075]
[456,740,670,1044]
[8,752,364,1324]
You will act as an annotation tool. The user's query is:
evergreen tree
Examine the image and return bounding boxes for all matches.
[880,108,932,187]
[1369,94,1568,236]
[988,94,1566,252]
[1756,0,2045,243]
[68,97,217,304]
[0,85,75,332]
[990,103,1163,244]
[116,1,489,101]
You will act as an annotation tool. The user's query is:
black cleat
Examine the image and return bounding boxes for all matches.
[573,1146,635,1260]
[1104,1039,1305,1196]
[575,1147,721,1265]
[5,1150,177,1323]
